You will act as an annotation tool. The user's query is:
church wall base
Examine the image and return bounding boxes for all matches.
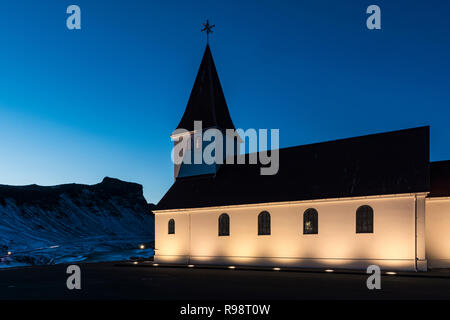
[155,255,419,271]
[154,254,190,264]
[428,259,450,269]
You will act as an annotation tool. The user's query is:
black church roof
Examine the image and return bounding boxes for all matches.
[429,160,450,197]
[174,44,235,133]
[157,126,430,210]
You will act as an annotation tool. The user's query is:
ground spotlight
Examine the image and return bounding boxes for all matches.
[386,271,397,275]
[139,244,145,250]
[273,267,281,271]
[153,263,159,267]
[324,269,334,273]
[187,264,195,268]
[228,266,236,269]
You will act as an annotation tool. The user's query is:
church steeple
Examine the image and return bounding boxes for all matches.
[174,44,235,134]
[171,27,240,181]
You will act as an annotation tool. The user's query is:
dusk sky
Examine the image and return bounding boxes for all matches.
[0,0,449,203]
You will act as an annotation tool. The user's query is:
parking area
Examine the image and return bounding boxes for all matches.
[0,262,449,300]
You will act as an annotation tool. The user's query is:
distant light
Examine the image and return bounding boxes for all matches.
[386,271,397,275]
[324,269,334,273]
[153,263,159,267]
[133,261,138,265]
[273,267,281,271]
[139,244,145,250]
[187,264,195,268]
[7,251,11,256]
[228,266,236,269]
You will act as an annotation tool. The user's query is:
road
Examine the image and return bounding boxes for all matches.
[0,262,449,300]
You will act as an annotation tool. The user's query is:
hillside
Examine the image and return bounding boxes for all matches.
[0,177,154,268]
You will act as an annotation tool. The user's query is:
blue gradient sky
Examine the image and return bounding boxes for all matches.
[0,0,449,203]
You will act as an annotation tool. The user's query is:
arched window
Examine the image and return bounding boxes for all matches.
[258,211,271,235]
[218,213,230,236]
[168,219,175,234]
[356,205,373,233]
[303,208,318,234]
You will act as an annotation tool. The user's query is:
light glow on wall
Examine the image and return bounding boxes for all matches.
[154,194,425,271]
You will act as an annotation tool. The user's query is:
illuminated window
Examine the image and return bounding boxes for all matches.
[258,211,271,235]
[218,213,230,236]
[303,208,318,234]
[356,205,373,233]
[168,219,175,234]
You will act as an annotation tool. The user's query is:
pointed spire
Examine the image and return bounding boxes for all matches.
[174,44,235,133]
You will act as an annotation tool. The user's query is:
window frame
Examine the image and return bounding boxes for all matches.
[168,218,175,235]
[258,211,271,236]
[218,213,230,237]
[356,205,374,234]
[303,208,318,235]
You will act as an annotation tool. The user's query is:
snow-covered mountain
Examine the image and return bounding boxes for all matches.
[0,177,154,268]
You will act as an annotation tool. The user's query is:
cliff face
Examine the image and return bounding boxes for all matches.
[0,177,154,267]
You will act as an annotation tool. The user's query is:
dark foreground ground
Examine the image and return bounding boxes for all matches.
[0,262,449,300]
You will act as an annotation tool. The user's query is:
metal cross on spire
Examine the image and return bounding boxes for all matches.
[201,19,215,44]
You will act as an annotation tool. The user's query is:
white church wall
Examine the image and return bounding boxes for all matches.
[154,212,190,264]
[426,197,450,268]
[155,194,425,271]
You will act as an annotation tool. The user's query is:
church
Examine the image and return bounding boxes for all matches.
[153,42,450,272]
